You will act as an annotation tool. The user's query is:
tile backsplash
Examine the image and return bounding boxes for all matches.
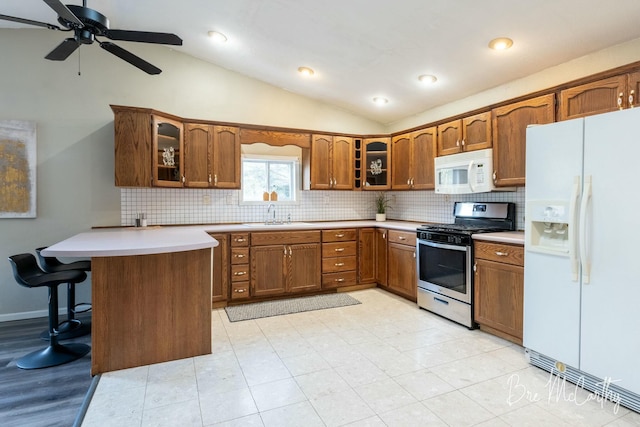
[121,187,525,230]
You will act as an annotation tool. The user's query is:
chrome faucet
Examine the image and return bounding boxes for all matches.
[266,203,276,224]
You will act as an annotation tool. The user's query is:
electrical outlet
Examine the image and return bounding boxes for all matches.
[202,195,211,205]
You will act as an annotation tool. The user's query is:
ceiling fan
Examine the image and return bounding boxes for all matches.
[0,0,183,75]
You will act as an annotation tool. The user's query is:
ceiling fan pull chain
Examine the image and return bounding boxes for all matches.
[77,46,81,76]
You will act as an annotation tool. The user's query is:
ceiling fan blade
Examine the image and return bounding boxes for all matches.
[99,41,162,75]
[105,29,183,46]
[45,38,80,61]
[0,13,61,30]
[43,0,83,27]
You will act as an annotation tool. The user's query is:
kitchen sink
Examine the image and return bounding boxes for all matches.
[242,222,313,228]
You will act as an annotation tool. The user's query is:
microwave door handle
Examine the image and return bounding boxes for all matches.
[467,160,476,192]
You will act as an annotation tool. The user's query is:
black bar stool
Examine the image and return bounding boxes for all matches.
[8,253,91,369]
[35,247,91,340]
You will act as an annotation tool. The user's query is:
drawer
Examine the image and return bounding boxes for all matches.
[251,231,320,246]
[230,282,250,299]
[474,241,524,266]
[322,229,357,242]
[231,264,250,281]
[231,233,249,247]
[322,255,357,273]
[388,230,416,246]
[322,271,357,288]
[322,241,357,258]
[231,247,249,264]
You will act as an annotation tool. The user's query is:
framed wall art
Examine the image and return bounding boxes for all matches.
[0,120,36,218]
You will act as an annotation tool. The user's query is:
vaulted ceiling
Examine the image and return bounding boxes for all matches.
[3,0,640,124]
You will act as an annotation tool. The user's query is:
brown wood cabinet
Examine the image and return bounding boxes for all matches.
[362,138,391,190]
[375,228,388,287]
[473,240,524,345]
[387,230,417,300]
[492,94,556,187]
[113,107,153,187]
[250,231,321,297]
[311,134,353,190]
[357,228,376,284]
[209,233,229,304]
[437,112,491,156]
[153,116,184,187]
[321,229,358,288]
[559,73,640,121]
[183,124,241,189]
[391,127,436,190]
[230,233,250,300]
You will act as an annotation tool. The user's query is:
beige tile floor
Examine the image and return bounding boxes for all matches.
[81,289,639,426]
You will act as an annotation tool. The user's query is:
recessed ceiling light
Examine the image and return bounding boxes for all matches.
[418,74,437,84]
[297,66,315,76]
[372,97,388,105]
[488,37,513,50]
[208,31,228,43]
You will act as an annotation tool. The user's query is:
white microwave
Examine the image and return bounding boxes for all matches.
[435,148,495,194]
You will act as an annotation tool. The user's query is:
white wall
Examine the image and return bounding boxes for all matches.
[0,29,383,320]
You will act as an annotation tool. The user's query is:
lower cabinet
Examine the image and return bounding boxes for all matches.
[386,230,417,300]
[230,233,250,300]
[473,240,524,345]
[375,228,388,286]
[209,233,229,304]
[322,229,358,288]
[250,231,321,297]
[357,228,376,284]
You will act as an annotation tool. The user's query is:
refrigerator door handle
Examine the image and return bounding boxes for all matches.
[579,175,593,284]
[467,160,476,192]
[569,176,581,282]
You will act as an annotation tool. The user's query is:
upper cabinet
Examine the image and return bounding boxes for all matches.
[559,73,640,121]
[153,116,184,187]
[492,94,556,187]
[311,134,353,190]
[113,106,153,187]
[437,112,491,156]
[183,125,241,189]
[391,127,436,190]
[362,137,391,190]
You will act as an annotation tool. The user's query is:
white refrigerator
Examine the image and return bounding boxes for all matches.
[524,107,640,411]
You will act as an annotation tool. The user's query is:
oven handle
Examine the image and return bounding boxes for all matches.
[418,239,468,252]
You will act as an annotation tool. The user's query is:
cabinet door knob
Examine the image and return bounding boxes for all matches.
[618,92,624,109]
[214,174,218,185]
[208,174,212,184]
[461,139,465,146]
[456,139,460,147]
[493,171,497,182]
[630,90,635,108]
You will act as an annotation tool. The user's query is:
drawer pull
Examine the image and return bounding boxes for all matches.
[235,238,246,243]
[398,236,406,240]
[235,254,245,258]
[335,262,345,267]
[336,233,345,238]
[234,271,246,276]
[335,248,345,252]
[234,288,246,293]
[334,278,345,283]
[495,251,508,256]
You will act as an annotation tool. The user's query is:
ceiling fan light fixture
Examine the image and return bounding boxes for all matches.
[418,74,437,84]
[208,31,228,43]
[488,37,513,50]
[298,66,315,76]
[373,97,389,106]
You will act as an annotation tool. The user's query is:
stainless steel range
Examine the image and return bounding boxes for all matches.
[416,202,516,328]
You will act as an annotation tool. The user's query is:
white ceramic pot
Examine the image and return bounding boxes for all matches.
[376,213,386,221]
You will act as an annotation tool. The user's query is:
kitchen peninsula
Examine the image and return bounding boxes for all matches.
[43,227,218,375]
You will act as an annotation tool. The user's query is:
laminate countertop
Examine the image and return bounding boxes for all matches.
[472,231,525,245]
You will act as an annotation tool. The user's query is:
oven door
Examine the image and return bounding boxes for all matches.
[417,239,472,303]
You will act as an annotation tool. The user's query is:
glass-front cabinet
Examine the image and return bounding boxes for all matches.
[153,116,184,187]
[363,137,390,190]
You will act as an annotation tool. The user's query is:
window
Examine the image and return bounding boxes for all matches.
[241,155,298,202]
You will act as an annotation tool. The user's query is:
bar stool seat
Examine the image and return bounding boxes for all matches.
[35,247,91,340]
[8,253,91,369]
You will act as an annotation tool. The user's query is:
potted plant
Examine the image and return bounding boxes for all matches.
[375,192,392,221]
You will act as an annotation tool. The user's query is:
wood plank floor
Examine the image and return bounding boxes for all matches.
[0,314,93,427]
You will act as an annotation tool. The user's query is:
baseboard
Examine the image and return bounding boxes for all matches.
[0,308,59,323]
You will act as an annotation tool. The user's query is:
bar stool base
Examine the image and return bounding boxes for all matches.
[16,343,91,370]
